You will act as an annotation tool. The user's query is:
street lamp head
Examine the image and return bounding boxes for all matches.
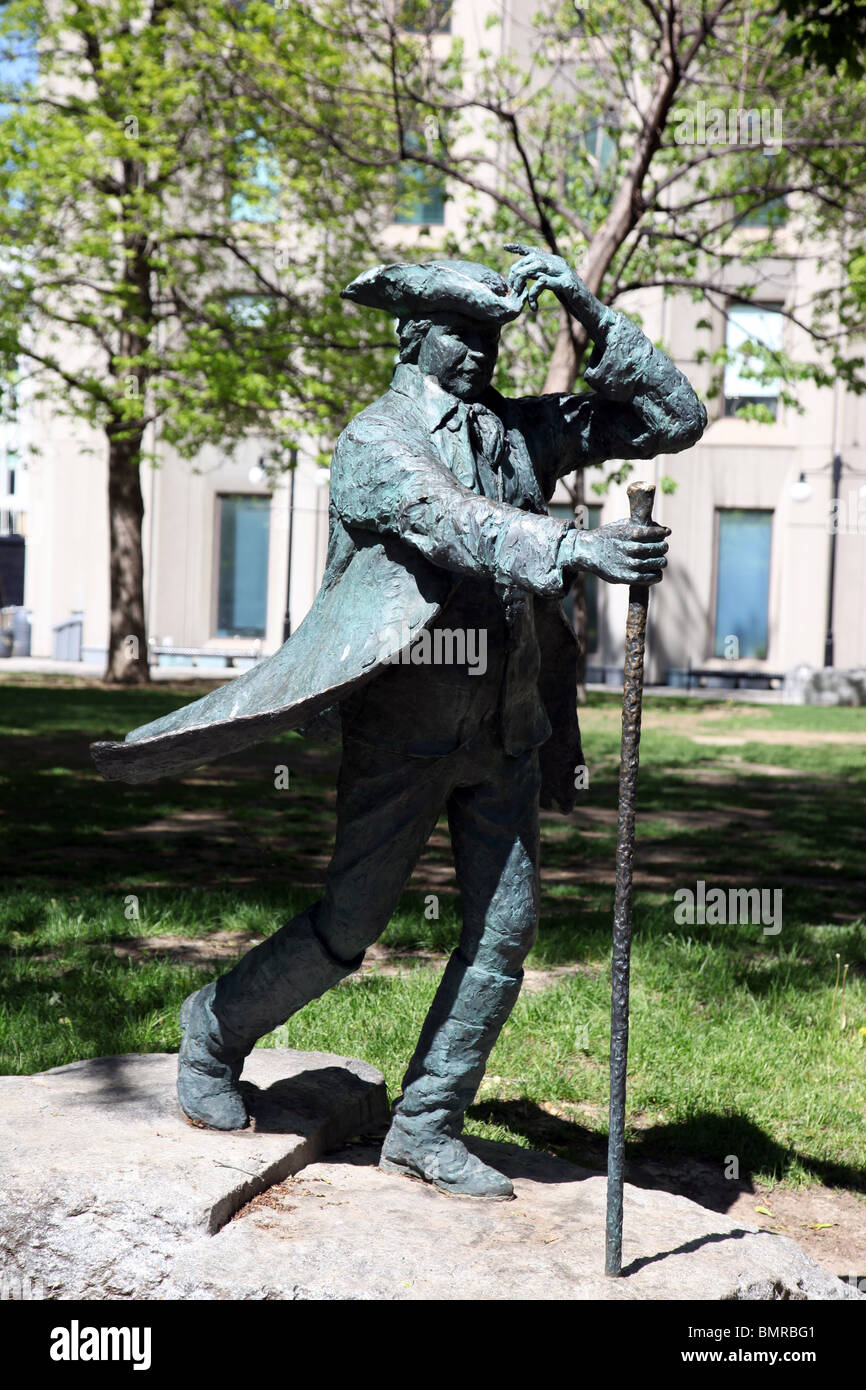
[790,471,812,502]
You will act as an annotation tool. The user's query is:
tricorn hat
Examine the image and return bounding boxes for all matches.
[340,258,522,324]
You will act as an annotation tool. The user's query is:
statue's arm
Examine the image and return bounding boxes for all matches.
[542,314,707,485]
[330,412,576,597]
[505,247,707,496]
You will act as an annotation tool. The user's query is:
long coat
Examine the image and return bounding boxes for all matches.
[91,311,706,809]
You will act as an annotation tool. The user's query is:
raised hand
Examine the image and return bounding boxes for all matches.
[504,242,612,337]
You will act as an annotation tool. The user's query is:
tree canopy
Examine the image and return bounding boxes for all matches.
[0,0,399,679]
[1,0,865,684]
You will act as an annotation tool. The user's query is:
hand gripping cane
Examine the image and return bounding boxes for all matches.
[605,480,656,1277]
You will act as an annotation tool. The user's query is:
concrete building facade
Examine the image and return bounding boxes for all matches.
[7,1,865,685]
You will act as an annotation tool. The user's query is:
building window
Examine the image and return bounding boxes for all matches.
[584,120,617,174]
[735,194,788,228]
[550,503,601,652]
[398,1,452,32]
[216,494,271,638]
[223,293,274,328]
[229,130,279,224]
[395,122,446,225]
[723,302,783,418]
[563,116,619,206]
[713,509,772,660]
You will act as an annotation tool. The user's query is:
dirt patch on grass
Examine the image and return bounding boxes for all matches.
[352,942,599,994]
[692,730,866,747]
[107,931,265,965]
[680,760,817,780]
[97,932,603,995]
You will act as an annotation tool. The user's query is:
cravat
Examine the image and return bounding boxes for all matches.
[466,402,505,501]
[463,404,541,752]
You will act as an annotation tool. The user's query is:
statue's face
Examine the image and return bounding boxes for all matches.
[416,314,500,401]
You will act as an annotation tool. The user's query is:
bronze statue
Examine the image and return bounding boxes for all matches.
[92,247,706,1199]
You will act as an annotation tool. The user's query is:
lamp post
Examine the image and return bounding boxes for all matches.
[824,452,843,668]
[283,448,297,643]
[790,453,866,668]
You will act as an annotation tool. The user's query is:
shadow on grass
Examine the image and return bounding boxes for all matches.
[2,685,866,920]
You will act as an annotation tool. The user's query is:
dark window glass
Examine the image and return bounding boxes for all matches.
[735,195,788,228]
[395,125,446,225]
[399,1,452,32]
[217,495,271,637]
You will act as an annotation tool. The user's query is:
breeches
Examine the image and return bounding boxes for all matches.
[316,717,542,976]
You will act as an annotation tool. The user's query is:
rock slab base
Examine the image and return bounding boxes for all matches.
[0,1050,388,1298]
[0,1054,859,1301]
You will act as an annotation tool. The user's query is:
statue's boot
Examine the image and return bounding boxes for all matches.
[380,954,522,1199]
[177,906,362,1130]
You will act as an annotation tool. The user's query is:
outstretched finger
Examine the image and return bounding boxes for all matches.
[504,241,543,257]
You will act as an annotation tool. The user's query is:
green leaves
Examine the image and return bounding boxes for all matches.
[0,0,400,452]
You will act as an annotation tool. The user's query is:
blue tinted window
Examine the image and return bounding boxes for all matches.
[736,195,787,228]
[230,132,279,223]
[713,509,772,659]
[395,126,445,224]
[217,495,271,637]
[395,169,445,224]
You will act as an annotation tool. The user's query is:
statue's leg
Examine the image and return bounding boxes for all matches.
[177,901,363,1130]
[380,739,541,1199]
[177,731,451,1130]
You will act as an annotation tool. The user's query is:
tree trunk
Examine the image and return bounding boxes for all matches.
[544,307,592,701]
[570,467,589,706]
[534,28,686,700]
[105,427,149,684]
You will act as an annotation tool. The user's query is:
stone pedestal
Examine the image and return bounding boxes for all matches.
[0,1052,859,1301]
[0,1050,388,1299]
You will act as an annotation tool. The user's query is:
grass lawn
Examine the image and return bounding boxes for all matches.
[1,676,864,1201]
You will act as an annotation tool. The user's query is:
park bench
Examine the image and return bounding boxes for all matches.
[149,643,264,671]
[667,666,783,691]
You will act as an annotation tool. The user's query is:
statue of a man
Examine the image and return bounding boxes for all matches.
[92,248,706,1200]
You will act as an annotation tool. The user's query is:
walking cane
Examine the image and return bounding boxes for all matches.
[605,479,656,1277]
